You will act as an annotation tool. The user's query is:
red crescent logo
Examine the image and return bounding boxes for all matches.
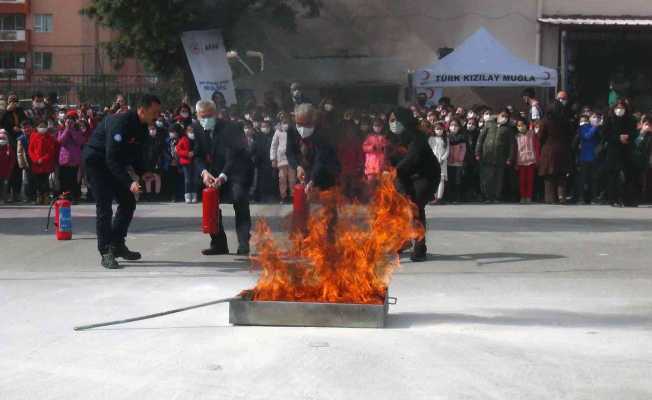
[420,70,431,81]
[426,88,435,98]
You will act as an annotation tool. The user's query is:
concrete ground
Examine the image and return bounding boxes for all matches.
[1,201,651,399]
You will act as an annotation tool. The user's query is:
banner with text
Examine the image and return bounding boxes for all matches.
[181,29,236,105]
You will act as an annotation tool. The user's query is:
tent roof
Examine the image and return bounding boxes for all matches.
[416,27,557,88]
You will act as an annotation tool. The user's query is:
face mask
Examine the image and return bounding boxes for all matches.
[614,108,625,117]
[180,112,190,119]
[558,99,568,106]
[155,121,164,128]
[34,102,45,109]
[579,121,589,126]
[467,112,476,119]
[297,126,314,139]
[518,126,527,133]
[199,117,216,131]
[373,126,383,134]
[483,114,492,122]
[497,117,508,125]
[58,113,65,119]
[252,122,261,130]
[324,104,334,112]
[149,128,157,137]
[444,115,452,123]
[261,127,271,134]
[590,118,600,127]
[37,127,48,134]
[534,127,540,134]
[389,121,405,135]
[292,91,302,99]
[187,132,195,140]
[281,123,289,131]
[449,126,460,134]
[169,132,178,139]
[0,139,7,146]
[244,129,254,136]
[467,124,476,130]
[434,129,444,136]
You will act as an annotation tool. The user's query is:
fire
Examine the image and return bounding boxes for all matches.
[248,170,424,305]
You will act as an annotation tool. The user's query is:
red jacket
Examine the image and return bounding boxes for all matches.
[0,143,15,179]
[175,135,194,166]
[28,132,58,174]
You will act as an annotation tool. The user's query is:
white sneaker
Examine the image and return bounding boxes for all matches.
[184,193,192,204]
[191,193,197,203]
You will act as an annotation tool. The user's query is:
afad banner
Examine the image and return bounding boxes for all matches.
[417,71,557,88]
[181,29,237,105]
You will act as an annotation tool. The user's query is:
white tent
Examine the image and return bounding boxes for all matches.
[416,27,557,89]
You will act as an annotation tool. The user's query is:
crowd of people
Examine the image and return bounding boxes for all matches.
[1,84,651,208]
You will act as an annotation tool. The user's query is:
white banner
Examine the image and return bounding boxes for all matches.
[417,71,557,88]
[416,87,443,107]
[181,29,237,105]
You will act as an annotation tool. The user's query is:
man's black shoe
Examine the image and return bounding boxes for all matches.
[101,253,123,269]
[410,252,427,262]
[202,247,229,256]
[237,246,250,256]
[111,243,142,261]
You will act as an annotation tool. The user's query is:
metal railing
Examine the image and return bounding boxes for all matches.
[0,74,183,107]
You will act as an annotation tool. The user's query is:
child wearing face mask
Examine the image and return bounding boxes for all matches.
[428,122,449,204]
[464,117,481,201]
[515,119,540,203]
[447,119,468,203]
[57,112,86,201]
[141,126,164,201]
[162,124,183,202]
[252,120,277,203]
[575,112,602,204]
[0,130,15,203]
[270,113,295,203]
[176,125,199,203]
[362,118,389,187]
[28,122,58,205]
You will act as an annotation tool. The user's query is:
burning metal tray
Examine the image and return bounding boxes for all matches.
[229,292,396,328]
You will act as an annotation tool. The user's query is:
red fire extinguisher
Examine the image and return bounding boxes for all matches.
[45,193,72,240]
[292,183,308,233]
[202,187,220,234]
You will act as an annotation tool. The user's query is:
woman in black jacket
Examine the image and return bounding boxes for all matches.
[388,107,440,262]
[602,101,638,206]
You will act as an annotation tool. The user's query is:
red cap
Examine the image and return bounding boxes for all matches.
[66,110,79,119]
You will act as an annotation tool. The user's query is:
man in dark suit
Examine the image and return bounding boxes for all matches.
[194,100,254,255]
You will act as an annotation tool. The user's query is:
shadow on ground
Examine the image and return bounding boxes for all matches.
[387,308,652,329]
[418,252,566,265]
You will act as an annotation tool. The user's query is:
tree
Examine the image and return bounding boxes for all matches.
[81,0,322,77]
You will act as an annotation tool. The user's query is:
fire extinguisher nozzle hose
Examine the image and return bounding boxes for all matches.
[73,296,239,331]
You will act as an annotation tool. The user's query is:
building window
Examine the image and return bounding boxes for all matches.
[32,52,52,71]
[0,52,26,69]
[33,14,53,33]
[0,14,26,31]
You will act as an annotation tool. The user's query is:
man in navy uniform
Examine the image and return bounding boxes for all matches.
[83,95,161,269]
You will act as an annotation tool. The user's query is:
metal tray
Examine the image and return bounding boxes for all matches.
[229,291,396,328]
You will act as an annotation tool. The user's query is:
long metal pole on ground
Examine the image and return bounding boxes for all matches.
[74,296,239,331]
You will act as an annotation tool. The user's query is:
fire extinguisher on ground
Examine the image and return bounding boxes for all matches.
[45,193,72,240]
[202,187,220,234]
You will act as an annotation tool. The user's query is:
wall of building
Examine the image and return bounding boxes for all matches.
[234,0,651,107]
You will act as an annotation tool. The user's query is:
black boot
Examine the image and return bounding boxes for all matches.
[101,253,123,269]
[202,247,229,256]
[111,242,142,261]
[236,245,250,256]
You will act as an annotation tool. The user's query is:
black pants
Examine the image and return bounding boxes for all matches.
[480,164,505,201]
[447,166,464,202]
[210,181,251,252]
[9,166,22,197]
[59,166,80,199]
[33,173,50,196]
[576,161,598,204]
[163,167,182,201]
[86,161,136,255]
[398,175,436,256]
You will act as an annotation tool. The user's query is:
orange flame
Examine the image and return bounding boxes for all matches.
[248,170,424,305]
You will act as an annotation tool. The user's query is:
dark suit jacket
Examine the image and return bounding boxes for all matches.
[194,119,254,187]
[286,127,340,189]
